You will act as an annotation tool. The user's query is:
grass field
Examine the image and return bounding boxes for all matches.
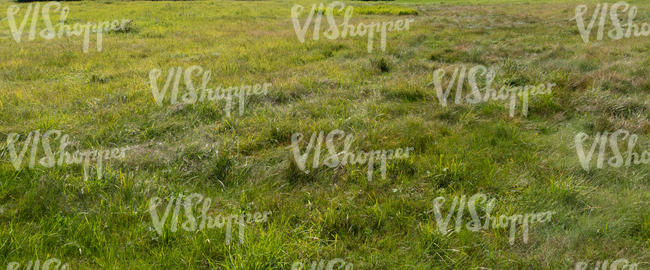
[0,0,648,269]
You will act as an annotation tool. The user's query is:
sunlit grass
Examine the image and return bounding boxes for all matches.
[0,0,648,268]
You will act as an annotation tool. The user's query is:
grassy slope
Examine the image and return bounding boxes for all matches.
[0,0,648,269]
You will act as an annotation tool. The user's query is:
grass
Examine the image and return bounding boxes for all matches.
[317,5,419,16]
[0,0,648,269]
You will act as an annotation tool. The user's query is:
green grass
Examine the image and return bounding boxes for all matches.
[0,0,648,269]
[317,5,419,16]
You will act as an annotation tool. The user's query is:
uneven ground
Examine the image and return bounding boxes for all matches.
[0,0,648,269]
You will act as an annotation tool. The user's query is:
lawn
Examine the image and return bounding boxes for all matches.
[0,0,648,269]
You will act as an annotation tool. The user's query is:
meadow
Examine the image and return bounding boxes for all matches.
[0,0,648,268]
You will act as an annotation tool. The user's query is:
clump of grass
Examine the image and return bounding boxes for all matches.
[431,156,467,189]
[109,20,134,34]
[89,74,111,84]
[207,155,233,185]
[528,93,562,117]
[372,57,392,73]
[269,125,294,145]
[285,156,317,185]
[381,87,426,102]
